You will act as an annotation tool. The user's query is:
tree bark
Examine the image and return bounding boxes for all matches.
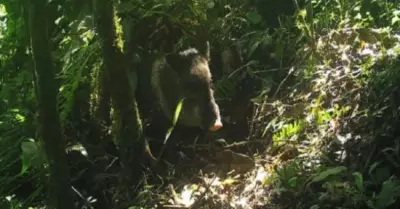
[92,0,146,195]
[28,0,75,208]
[92,63,111,139]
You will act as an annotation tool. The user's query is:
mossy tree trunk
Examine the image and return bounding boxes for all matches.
[92,0,146,196]
[27,0,75,208]
[91,63,112,144]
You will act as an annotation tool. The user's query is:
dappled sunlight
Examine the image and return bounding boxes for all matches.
[151,20,400,209]
[2,0,400,208]
[158,157,272,208]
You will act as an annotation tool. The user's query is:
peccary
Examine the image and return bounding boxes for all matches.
[136,42,223,137]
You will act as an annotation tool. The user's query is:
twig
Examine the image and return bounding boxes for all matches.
[189,175,218,209]
[71,185,94,209]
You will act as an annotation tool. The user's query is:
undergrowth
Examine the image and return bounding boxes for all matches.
[139,1,400,209]
[2,0,400,208]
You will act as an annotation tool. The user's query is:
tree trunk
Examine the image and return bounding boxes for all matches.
[92,63,112,141]
[28,0,75,208]
[92,0,146,196]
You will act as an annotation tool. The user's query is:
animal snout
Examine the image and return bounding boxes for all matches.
[208,102,223,132]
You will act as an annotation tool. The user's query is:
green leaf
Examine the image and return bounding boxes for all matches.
[311,166,347,183]
[353,172,364,192]
[15,113,25,122]
[247,11,262,25]
[375,177,400,209]
[164,98,185,144]
[206,0,215,9]
[288,177,298,188]
[0,4,7,17]
[20,139,41,174]
[172,98,184,125]
[391,16,399,25]
[298,9,307,19]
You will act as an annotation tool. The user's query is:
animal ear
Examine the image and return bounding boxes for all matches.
[197,41,210,60]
